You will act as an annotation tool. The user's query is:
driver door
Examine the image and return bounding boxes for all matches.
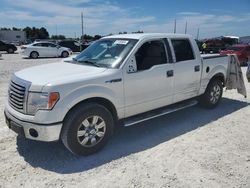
[123,39,174,118]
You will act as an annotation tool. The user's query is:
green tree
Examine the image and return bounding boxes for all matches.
[94,35,102,40]
[82,34,93,40]
[23,26,49,39]
[132,30,144,33]
[0,28,11,30]
[12,27,21,31]
[51,35,66,39]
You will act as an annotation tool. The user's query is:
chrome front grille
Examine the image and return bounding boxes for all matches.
[9,80,26,112]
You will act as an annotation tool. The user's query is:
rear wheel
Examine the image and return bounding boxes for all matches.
[30,51,39,59]
[7,48,14,53]
[198,79,223,109]
[61,51,69,58]
[61,103,114,155]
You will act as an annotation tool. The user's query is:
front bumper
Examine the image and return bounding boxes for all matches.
[4,109,62,142]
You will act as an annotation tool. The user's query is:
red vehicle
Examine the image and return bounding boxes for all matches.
[220,44,250,66]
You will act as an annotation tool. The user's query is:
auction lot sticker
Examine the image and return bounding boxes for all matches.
[114,40,129,45]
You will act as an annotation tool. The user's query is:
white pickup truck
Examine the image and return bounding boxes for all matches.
[5,33,228,155]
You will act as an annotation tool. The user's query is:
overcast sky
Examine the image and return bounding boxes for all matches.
[0,0,250,39]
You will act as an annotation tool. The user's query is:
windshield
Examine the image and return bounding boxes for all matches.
[226,46,243,51]
[74,38,138,68]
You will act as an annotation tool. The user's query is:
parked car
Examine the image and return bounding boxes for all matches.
[5,33,229,155]
[0,40,17,53]
[220,44,250,66]
[58,40,89,52]
[21,42,72,58]
[203,36,239,54]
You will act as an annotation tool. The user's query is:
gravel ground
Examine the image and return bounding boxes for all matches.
[0,51,250,188]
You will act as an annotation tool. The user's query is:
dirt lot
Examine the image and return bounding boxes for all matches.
[0,51,250,188]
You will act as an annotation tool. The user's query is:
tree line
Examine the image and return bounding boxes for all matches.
[0,27,144,41]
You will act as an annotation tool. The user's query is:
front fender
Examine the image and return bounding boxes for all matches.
[55,85,122,122]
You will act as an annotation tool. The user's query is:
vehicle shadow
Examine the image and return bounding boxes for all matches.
[1,52,19,54]
[22,57,63,60]
[16,97,249,174]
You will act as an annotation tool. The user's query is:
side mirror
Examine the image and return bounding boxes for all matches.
[126,56,137,73]
[56,45,61,49]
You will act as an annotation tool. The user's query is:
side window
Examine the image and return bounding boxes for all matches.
[47,43,57,47]
[41,43,49,47]
[135,40,167,71]
[171,39,195,62]
[33,43,42,47]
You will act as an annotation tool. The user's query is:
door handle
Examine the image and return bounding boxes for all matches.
[167,70,174,77]
[194,65,200,72]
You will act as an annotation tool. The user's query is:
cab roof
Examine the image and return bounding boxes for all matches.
[103,33,193,40]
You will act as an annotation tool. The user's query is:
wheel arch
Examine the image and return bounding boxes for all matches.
[209,72,225,86]
[30,51,39,57]
[63,97,118,123]
[61,50,69,57]
[199,71,226,95]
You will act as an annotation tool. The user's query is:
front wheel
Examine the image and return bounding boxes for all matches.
[198,79,223,109]
[61,103,114,155]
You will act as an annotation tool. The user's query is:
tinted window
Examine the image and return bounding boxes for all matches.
[135,40,167,71]
[226,46,243,51]
[33,43,43,46]
[171,39,195,62]
[47,43,57,47]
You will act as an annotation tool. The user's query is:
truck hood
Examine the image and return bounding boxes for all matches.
[15,62,107,90]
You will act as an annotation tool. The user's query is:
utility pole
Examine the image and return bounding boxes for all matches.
[81,11,84,40]
[196,28,200,40]
[174,19,176,33]
[185,21,187,34]
[81,11,84,51]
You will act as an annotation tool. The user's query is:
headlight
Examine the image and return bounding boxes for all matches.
[27,92,60,115]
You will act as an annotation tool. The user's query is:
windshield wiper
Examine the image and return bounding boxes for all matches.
[77,60,101,67]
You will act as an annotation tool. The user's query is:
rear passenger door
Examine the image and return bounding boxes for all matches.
[32,43,46,57]
[46,43,59,57]
[170,38,202,103]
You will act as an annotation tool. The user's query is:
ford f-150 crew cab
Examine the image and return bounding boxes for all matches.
[4,33,229,155]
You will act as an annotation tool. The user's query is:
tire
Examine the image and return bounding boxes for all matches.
[61,103,114,155]
[7,48,14,53]
[61,51,69,58]
[30,51,39,59]
[198,79,223,109]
